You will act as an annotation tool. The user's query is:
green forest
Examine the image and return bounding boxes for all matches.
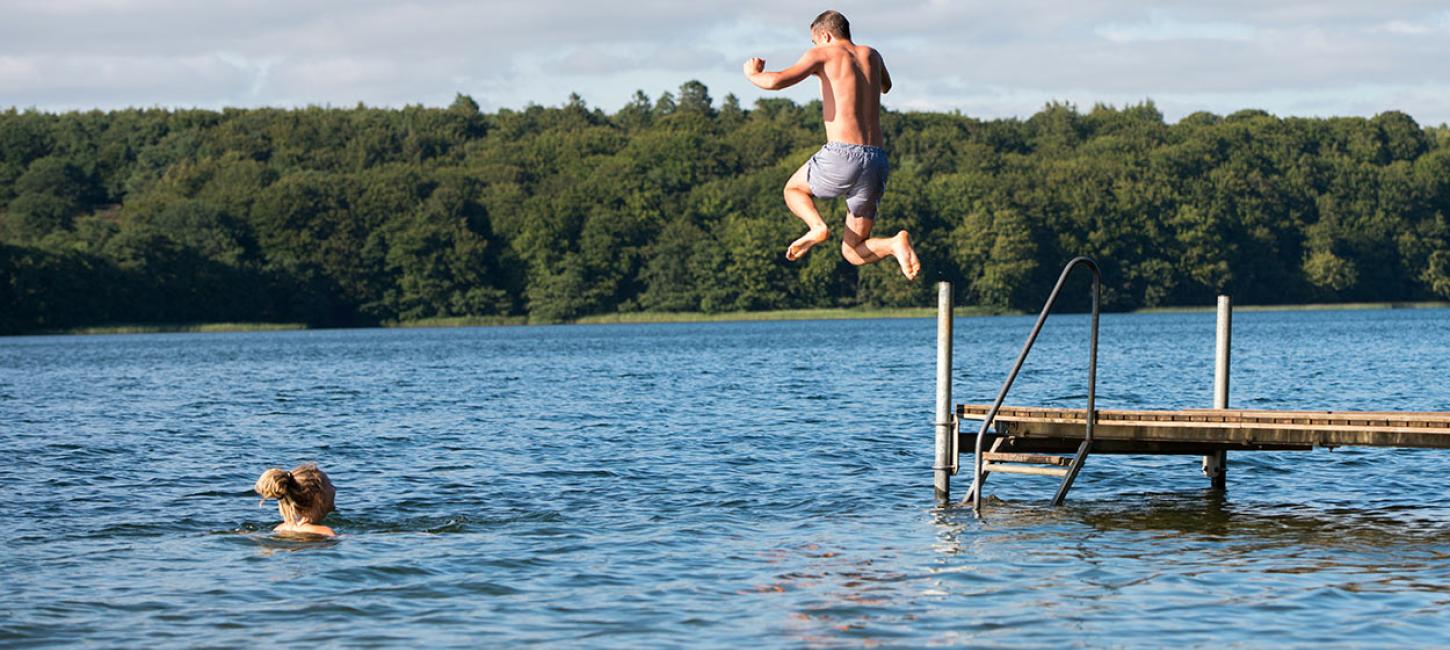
[3,81,1449,334]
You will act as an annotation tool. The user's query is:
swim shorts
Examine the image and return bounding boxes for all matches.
[806,142,889,219]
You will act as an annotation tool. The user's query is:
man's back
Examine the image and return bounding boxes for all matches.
[815,42,885,147]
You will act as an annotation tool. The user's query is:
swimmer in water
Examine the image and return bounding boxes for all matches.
[255,463,337,537]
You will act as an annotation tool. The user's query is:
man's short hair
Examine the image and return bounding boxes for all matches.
[810,10,851,40]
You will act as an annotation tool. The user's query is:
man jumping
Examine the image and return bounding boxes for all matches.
[744,9,920,280]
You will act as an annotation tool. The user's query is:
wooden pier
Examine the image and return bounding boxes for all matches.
[931,261,1450,513]
[957,405,1450,452]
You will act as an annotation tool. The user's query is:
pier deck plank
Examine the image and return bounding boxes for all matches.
[957,404,1450,451]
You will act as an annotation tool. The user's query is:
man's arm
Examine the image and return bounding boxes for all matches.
[743,50,820,91]
[877,51,893,94]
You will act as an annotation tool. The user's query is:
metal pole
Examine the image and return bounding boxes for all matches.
[1050,269,1100,506]
[1203,294,1230,489]
[934,282,954,504]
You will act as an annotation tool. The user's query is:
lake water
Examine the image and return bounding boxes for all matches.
[4,308,1450,647]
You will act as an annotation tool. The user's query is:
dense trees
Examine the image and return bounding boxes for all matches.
[2,85,1449,333]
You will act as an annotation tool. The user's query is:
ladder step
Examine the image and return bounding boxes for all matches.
[980,452,1073,467]
[982,462,1071,477]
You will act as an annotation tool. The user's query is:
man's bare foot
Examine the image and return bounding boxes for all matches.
[786,226,830,261]
[892,231,921,280]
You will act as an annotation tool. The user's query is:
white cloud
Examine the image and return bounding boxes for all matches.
[1096,12,1256,43]
[1372,20,1432,34]
[0,0,1448,125]
[1370,12,1450,35]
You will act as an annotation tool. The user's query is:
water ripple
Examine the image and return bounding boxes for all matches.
[2,310,1450,646]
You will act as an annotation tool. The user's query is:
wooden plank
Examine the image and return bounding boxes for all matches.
[981,452,1074,466]
[982,462,1070,477]
[956,403,1450,450]
[998,419,1450,450]
[999,418,1449,436]
[959,405,1450,429]
[1177,411,1450,424]
[988,437,1310,455]
[960,404,1450,423]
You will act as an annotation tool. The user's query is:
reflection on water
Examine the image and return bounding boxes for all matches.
[243,533,342,555]
[916,494,1450,648]
[3,309,1450,646]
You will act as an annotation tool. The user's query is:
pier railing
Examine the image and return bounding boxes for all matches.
[966,257,1101,515]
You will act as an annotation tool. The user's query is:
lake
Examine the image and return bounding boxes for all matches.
[4,308,1450,647]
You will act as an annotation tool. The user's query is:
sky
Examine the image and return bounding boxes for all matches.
[2,0,1448,125]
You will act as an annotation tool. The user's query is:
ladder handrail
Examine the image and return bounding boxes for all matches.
[969,256,1101,515]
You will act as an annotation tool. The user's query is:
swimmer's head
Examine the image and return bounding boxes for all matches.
[810,10,851,44]
[255,463,335,525]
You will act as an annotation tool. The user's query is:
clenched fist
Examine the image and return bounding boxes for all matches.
[743,58,765,76]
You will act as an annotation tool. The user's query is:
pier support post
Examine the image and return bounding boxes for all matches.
[934,282,954,504]
[1203,295,1231,489]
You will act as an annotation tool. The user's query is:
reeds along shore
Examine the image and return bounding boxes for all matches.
[28,300,1450,337]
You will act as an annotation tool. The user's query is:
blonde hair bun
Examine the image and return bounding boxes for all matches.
[254,468,293,501]
[255,463,336,525]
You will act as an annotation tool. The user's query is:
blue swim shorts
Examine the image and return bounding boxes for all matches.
[806,142,889,219]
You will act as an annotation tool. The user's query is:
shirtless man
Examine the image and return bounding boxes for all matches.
[744,10,920,280]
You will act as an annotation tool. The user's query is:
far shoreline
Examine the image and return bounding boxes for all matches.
[10,300,1449,337]
[1133,300,1450,314]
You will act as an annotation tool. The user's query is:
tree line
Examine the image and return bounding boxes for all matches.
[2,81,1449,334]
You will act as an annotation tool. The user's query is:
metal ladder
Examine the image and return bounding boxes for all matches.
[962,257,1102,515]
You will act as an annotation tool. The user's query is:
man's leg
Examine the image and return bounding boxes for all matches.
[841,213,922,280]
[784,162,830,261]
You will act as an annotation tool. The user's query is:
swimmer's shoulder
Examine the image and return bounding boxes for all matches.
[274,522,337,538]
[303,523,336,537]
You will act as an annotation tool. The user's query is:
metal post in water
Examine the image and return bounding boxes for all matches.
[934,282,954,504]
[1203,294,1231,489]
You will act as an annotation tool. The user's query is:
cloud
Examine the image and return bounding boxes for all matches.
[543,46,729,77]
[1370,12,1450,35]
[0,0,1448,125]
[1095,14,1257,43]
[1372,20,1432,34]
